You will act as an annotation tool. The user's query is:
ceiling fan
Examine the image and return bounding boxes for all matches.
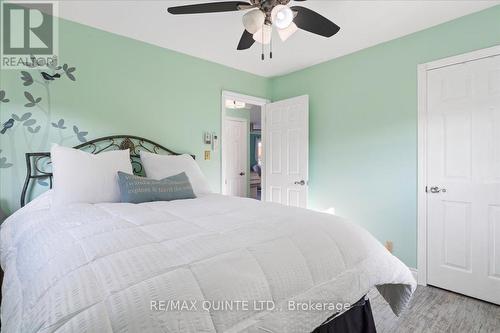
[167,0,340,59]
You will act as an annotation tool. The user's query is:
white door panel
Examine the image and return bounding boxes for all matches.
[265,95,308,208]
[427,54,500,304]
[223,118,248,197]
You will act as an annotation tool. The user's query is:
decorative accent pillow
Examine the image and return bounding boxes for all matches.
[117,171,196,203]
[51,144,133,205]
[140,151,211,195]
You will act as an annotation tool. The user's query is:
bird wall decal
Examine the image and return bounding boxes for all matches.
[41,72,61,81]
[1,118,14,135]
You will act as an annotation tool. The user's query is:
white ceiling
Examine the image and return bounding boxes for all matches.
[53,0,499,77]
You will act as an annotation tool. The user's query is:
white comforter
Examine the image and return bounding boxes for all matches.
[1,193,416,333]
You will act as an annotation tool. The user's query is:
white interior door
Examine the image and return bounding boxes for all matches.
[264,95,308,208]
[427,54,500,304]
[223,118,248,197]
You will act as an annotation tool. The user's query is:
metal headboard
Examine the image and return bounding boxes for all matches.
[21,135,195,207]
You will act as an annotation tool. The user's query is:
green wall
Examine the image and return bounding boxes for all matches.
[0,17,269,214]
[270,5,500,267]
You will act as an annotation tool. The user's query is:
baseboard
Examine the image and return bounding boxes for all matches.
[409,267,418,282]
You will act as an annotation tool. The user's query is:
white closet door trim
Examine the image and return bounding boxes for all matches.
[417,44,500,286]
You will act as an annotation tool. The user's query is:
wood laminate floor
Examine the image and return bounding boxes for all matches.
[369,286,500,333]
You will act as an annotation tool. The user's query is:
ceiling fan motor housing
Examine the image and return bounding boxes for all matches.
[258,0,291,23]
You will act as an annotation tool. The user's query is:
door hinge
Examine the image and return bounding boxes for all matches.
[425,186,428,193]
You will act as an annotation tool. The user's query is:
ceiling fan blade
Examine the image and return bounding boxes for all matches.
[237,30,255,50]
[168,1,251,15]
[291,6,340,37]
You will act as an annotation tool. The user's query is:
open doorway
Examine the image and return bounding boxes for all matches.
[221,91,269,200]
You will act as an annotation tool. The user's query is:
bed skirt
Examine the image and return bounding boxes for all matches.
[312,297,377,333]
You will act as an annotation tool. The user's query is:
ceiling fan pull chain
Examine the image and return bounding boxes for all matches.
[261,26,265,61]
[270,32,273,59]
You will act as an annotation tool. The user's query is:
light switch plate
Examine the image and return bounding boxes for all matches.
[204,150,210,160]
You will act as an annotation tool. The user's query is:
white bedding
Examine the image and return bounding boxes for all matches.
[1,193,416,333]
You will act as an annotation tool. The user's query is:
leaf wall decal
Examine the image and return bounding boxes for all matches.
[20,113,32,121]
[24,91,35,103]
[23,92,41,106]
[23,119,36,126]
[58,119,66,129]
[0,90,10,103]
[20,71,33,86]
[77,133,88,142]
[0,157,13,169]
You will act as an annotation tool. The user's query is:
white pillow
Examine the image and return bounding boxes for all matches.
[140,151,211,195]
[51,144,133,205]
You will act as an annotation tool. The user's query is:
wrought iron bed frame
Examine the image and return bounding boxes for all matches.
[21,135,194,207]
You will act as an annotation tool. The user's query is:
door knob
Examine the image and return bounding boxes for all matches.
[239,172,245,176]
[294,180,306,186]
[429,186,446,193]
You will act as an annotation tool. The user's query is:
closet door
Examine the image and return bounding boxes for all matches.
[426,54,500,304]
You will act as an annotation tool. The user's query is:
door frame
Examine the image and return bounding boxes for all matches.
[417,45,500,286]
[221,91,270,199]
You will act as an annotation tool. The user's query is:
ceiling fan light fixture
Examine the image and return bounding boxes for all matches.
[278,22,298,41]
[242,9,265,34]
[225,99,246,109]
[253,24,272,45]
[271,5,294,29]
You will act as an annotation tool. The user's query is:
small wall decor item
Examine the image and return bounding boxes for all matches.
[203,132,212,145]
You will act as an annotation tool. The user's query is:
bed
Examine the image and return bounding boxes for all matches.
[1,135,416,332]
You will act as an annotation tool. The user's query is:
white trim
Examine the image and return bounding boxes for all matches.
[221,91,269,199]
[424,45,500,71]
[301,95,310,208]
[261,104,267,201]
[417,63,428,286]
[417,44,500,287]
[222,91,269,107]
